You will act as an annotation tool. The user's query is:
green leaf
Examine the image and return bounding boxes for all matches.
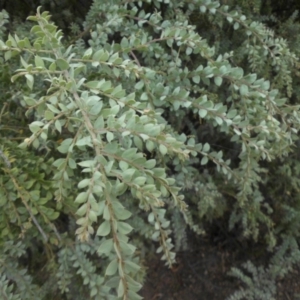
[124,260,141,273]
[127,290,143,300]
[98,238,113,255]
[76,136,92,147]
[78,179,90,189]
[215,116,223,125]
[133,176,146,185]
[86,81,99,89]
[201,156,208,165]
[119,161,129,171]
[76,203,88,216]
[203,143,210,152]
[192,75,200,84]
[134,136,143,150]
[35,55,45,68]
[78,160,95,168]
[140,92,148,101]
[121,37,128,49]
[56,58,69,70]
[83,47,93,59]
[227,16,233,23]
[199,109,207,118]
[25,74,34,89]
[75,192,88,204]
[159,144,168,155]
[55,120,62,133]
[93,49,109,62]
[94,116,104,129]
[103,204,111,221]
[119,240,136,255]
[122,148,137,160]
[47,103,60,113]
[24,96,36,106]
[145,139,155,151]
[117,280,125,298]
[200,5,206,13]
[68,158,77,169]
[144,159,156,169]
[49,62,56,71]
[4,50,11,61]
[227,109,237,119]
[29,122,41,133]
[117,222,133,234]
[90,287,97,297]
[88,210,97,222]
[135,81,144,90]
[122,168,136,182]
[96,221,111,236]
[186,47,193,55]
[239,84,249,96]
[114,207,132,220]
[214,76,222,86]
[106,259,118,276]
[44,110,54,120]
[106,132,114,143]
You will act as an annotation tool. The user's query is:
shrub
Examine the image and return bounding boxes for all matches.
[1,1,300,299]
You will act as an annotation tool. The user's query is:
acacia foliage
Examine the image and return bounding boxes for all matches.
[1,0,300,299]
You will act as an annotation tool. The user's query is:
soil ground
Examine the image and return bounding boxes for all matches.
[140,232,300,300]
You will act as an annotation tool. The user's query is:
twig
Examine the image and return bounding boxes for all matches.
[18,194,48,243]
[49,223,62,241]
[0,101,7,124]
[9,174,49,243]
[130,50,141,67]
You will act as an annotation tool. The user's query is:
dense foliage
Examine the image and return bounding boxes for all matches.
[1,0,300,299]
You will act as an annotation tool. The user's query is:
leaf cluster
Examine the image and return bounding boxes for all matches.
[1,0,300,299]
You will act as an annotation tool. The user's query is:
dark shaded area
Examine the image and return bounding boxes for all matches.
[0,0,92,33]
[264,0,300,22]
[141,232,300,299]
